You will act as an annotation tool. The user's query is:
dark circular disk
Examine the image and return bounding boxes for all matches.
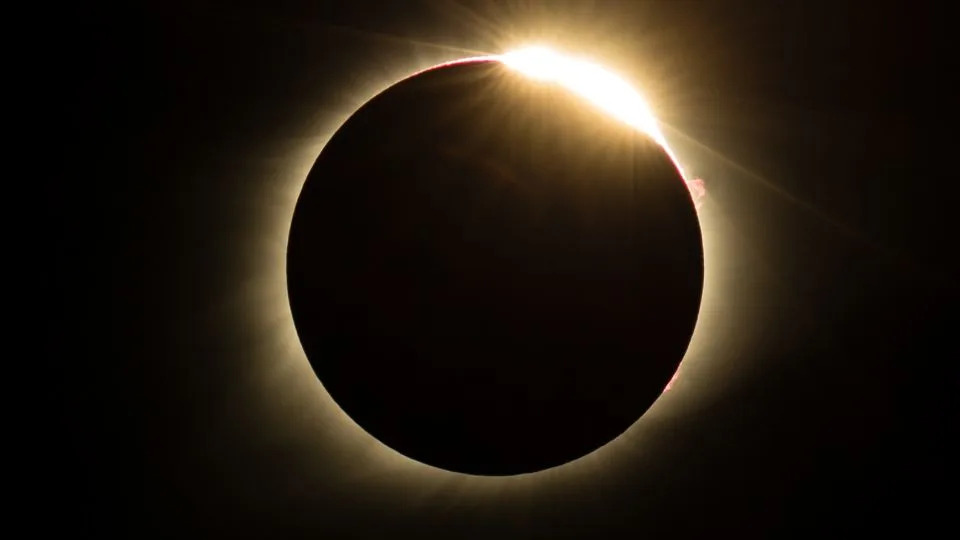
[287,59,703,475]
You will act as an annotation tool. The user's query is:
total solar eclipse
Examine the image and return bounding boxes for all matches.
[287,57,704,475]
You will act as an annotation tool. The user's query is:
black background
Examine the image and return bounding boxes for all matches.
[52,1,956,536]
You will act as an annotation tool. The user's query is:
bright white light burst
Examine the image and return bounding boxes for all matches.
[500,46,689,183]
[503,47,704,394]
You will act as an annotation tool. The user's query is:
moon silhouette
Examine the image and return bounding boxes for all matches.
[287,59,703,475]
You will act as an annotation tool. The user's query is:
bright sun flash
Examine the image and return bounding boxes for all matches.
[500,46,702,206]
[501,47,703,393]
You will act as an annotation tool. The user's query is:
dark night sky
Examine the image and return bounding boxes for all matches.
[51,1,956,536]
